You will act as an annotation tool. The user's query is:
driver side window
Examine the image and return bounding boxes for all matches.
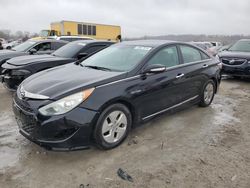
[147,46,179,67]
[33,42,51,51]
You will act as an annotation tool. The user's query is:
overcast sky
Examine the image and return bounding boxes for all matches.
[1,0,250,37]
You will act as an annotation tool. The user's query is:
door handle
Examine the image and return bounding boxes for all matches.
[202,64,208,68]
[176,73,185,79]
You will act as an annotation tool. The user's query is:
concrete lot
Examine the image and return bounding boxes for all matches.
[0,78,250,188]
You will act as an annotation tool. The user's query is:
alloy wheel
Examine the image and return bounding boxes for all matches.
[204,83,214,104]
[101,110,128,143]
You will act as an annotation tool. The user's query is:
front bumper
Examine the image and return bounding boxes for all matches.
[1,74,25,90]
[221,63,250,77]
[13,96,99,151]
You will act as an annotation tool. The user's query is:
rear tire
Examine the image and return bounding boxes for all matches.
[93,103,132,150]
[199,80,216,107]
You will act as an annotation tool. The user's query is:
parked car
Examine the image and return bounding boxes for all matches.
[210,41,222,47]
[218,39,250,78]
[13,40,221,150]
[191,42,214,56]
[2,40,22,49]
[1,40,113,90]
[0,38,7,45]
[0,39,68,73]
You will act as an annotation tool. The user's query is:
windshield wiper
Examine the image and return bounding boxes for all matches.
[82,65,112,71]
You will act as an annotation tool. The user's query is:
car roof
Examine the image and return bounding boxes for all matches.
[68,40,114,45]
[58,36,94,39]
[239,39,250,42]
[118,40,208,48]
[119,40,176,47]
[28,39,68,43]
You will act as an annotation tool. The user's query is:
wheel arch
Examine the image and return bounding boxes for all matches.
[210,76,218,93]
[96,97,138,128]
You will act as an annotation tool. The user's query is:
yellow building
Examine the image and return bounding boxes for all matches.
[50,20,121,41]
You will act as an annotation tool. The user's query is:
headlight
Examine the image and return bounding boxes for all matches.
[12,69,31,76]
[39,88,95,116]
[248,61,250,64]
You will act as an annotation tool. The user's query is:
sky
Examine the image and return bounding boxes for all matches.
[0,0,250,37]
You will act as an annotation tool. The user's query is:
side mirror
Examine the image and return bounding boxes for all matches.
[142,64,166,74]
[29,48,37,54]
[77,52,88,59]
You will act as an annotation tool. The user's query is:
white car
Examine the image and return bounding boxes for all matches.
[48,35,94,42]
[3,40,21,49]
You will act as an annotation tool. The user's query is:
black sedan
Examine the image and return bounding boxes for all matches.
[0,39,67,72]
[13,40,221,150]
[218,39,250,78]
[1,40,113,90]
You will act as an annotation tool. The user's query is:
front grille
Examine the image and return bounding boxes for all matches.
[17,112,37,134]
[14,102,37,135]
[14,94,34,113]
[221,58,247,66]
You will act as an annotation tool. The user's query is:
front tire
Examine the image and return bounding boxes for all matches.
[93,103,132,150]
[199,80,216,107]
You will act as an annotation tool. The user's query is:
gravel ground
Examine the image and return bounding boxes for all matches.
[0,78,250,188]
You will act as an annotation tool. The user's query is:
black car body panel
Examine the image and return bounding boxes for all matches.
[13,40,221,150]
[218,39,250,77]
[1,40,114,90]
[0,39,67,74]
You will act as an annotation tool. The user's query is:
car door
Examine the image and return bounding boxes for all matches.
[134,45,191,119]
[177,44,212,100]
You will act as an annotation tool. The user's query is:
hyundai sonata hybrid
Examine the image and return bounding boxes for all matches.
[13,40,221,150]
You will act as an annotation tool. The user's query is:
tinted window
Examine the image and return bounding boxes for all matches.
[147,46,179,67]
[180,45,202,63]
[33,42,51,51]
[81,45,152,72]
[82,45,106,55]
[51,42,66,50]
[52,42,86,58]
[200,51,210,60]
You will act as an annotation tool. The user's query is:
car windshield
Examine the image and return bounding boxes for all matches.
[228,41,250,52]
[80,45,152,72]
[12,40,36,52]
[52,42,86,58]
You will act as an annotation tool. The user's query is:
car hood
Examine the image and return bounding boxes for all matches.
[6,54,72,66]
[22,63,126,99]
[219,51,250,60]
[0,50,26,62]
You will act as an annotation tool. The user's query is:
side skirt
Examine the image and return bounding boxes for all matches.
[142,95,199,121]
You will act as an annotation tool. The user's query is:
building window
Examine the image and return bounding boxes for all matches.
[83,25,87,35]
[87,25,92,35]
[78,24,96,36]
[92,26,96,35]
[78,24,82,35]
